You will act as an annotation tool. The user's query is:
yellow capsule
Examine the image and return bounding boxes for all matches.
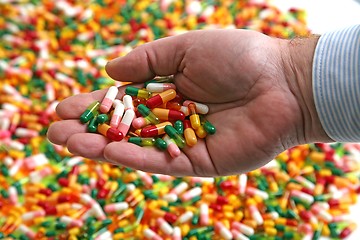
[118,220,130,228]
[234,211,244,222]
[68,228,80,236]
[224,211,235,219]
[322,224,330,237]
[68,235,78,240]
[180,224,190,236]
[242,219,257,229]
[319,169,332,177]
[277,151,289,161]
[264,220,275,228]
[309,152,325,162]
[265,227,277,236]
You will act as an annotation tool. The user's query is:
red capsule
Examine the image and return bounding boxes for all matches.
[164,212,177,224]
[146,89,176,108]
[151,108,185,121]
[58,178,69,187]
[140,122,172,137]
[97,124,124,141]
[39,188,52,196]
[58,194,71,203]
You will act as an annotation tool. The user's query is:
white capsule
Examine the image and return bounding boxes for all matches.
[9,159,24,176]
[146,83,176,92]
[170,182,188,195]
[291,190,314,204]
[179,106,189,116]
[238,174,247,196]
[123,94,134,111]
[249,205,263,225]
[162,193,178,203]
[178,211,194,224]
[295,176,315,190]
[92,203,106,220]
[100,86,118,113]
[231,229,249,240]
[118,109,135,135]
[110,99,124,128]
[246,187,269,200]
[143,228,163,240]
[157,217,173,235]
[25,153,49,170]
[231,221,255,236]
[181,187,202,201]
[66,156,84,167]
[8,186,18,205]
[183,100,209,114]
[60,216,83,227]
[17,224,36,239]
[15,128,38,138]
[172,226,181,240]
[22,210,45,221]
[200,203,209,226]
[104,202,129,213]
[215,221,232,240]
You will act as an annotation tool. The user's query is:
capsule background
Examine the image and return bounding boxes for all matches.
[0,1,359,240]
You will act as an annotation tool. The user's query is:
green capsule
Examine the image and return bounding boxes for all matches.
[174,120,184,134]
[80,101,100,123]
[202,119,216,135]
[125,86,151,99]
[0,189,9,198]
[155,138,167,151]
[128,137,155,147]
[55,222,67,230]
[191,214,199,225]
[45,231,57,237]
[96,114,109,124]
[101,219,112,228]
[1,165,9,176]
[164,125,185,148]
[88,116,98,133]
[137,104,159,124]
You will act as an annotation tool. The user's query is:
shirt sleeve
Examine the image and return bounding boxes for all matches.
[313,25,360,142]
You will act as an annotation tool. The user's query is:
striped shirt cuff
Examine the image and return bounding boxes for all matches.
[313,25,360,142]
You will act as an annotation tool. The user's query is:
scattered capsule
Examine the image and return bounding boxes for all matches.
[201,117,216,135]
[137,104,160,124]
[125,86,152,99]
[188,103,201,129]
[174,120,184,134]
[80,101,100,123]
[138,120,172,137]
[128,137,155,147]
[97,123,123,141]
[146,83,176,92]
[164,125,185,148]
[110,99,124,128]
[151,108,185,121]
[100,86,118,113]
[132,116,151,129]
[146,89,176,109]
[183,120,197,146]
[163,135,181,158]
[155,138,167,151]
[118,110,135,135]
[183,100,209,114]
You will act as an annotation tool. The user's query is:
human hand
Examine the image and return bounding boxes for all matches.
[47,29,331,176]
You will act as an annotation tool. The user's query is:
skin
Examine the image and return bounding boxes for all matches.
[47,29,332,177]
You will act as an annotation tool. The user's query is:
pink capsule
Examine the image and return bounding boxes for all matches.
[157,217,174,235]
[9,159,24,176]
[132,116,151,129]
[21,210,45,221]
[59,216,83,227]
[146,83,176,92]
[246,187,269,200]
[200,203,209,226]
[24,153,49,170]
[170,181,188,195]
[104,202,129,213]
[15,128,38,138]
[8,186,18,205]
[17,224,36,239]
[143,228,163,240]
[248,204,263,225]
[118,109,135,135]
[231,221,254,236]
[231,229,249,240]
[215,221,232,240]
[45,82,55,102]
[163,135,181,158]
[136,170,153,187]
[238,174,247,196]
[310,203,332,222]
[29,167,53,183]
[0,130,11,139]
[110,99,124,128]
[100,86,118,113]
[180,187,202,202]
[171,226,181,240]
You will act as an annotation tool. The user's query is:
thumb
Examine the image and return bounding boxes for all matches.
[105,33,189,82]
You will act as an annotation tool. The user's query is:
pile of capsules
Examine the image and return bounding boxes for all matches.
[80,77,215,157]
[1,0,360,240]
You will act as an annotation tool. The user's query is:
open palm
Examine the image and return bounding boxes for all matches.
[48,29,308,176]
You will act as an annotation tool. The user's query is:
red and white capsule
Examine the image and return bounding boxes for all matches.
[215,221,232,240]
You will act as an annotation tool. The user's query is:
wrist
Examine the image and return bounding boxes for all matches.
[280,36,332,143]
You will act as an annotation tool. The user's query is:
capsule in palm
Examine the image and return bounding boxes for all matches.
[155,138,167,151]
[146,89,176,109]
[97,123,123,141]
[128,137,155,147]
[100,86,118,113]
[125,86,151,99]
[118,110,135,135]
[137,104,160,124]
[151,108,185,121]
[146,83,176,92]
[201,117,216,135]
[110,99,124,128]
[195,125,207,138]
[80,101,100,123]
[132,116,151,129]
[140,122,172,137]
[164,125,185,148]
[184,120,197,146]
[188,103,200,129]
[174,120,184,135]
[183,100,209,114]
[163,135,181,158]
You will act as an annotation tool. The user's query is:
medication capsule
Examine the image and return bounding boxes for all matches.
[137,104,160,124]
[155,138,167,151]
[195,125,207,138]
[132,116,151,129]
[100,86,118,113]
[246,187,269,200]
[183,120,197,147]
[178,211,194,224]
[199,203,209,226]
[125,86,152,99]
[181,187,202,202]
[164,125,186,148]
[143,228,163,240]
[339,222,356,239]
[118,110,135,135]
[215,221,232,240]
[96,114,109,124]
[146,83,176,92]
[104,202,129,213]
[80,101,100,123]
[231,222,255,236]
[188,103,201,129]
[110,99,124,128]
[201,117,216,135]
[88,116,98,133]
[231,229,249,240]
[140,122,172,137]
[174,120,184,134]
[146,89,176,108]
[183,100,209,114]
[97,123,124,141]
[157,217,174,235]
[128,137,155,147]
[170,181,189,195]
[151,108,185,121]
[172,226,182,240]
[123,95,134,111]
[163,135,181,158]
[159,101,182,111]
